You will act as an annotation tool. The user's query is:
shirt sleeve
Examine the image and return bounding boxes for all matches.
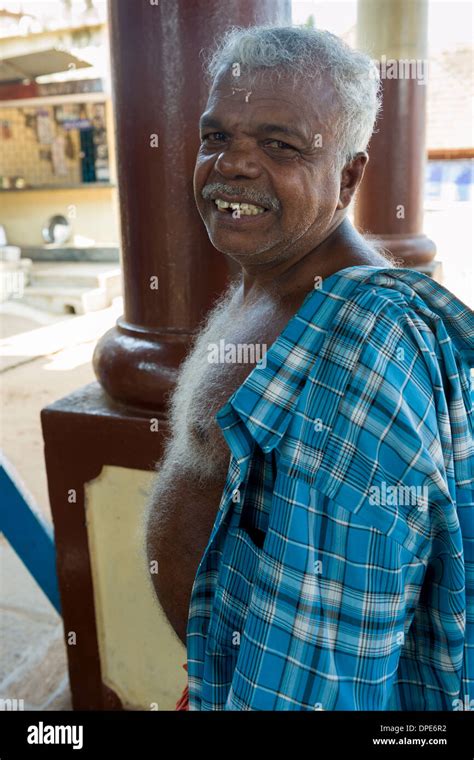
[225,297,463,710]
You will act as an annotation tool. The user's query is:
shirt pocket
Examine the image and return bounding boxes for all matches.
[236,447,276,548]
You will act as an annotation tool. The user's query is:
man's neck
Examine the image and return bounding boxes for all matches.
[241,217,384,305]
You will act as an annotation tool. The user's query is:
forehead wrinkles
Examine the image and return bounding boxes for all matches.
[206,72,334,145]
[209,101,311,138]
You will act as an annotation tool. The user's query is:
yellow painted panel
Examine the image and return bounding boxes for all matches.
[85,465,186,711]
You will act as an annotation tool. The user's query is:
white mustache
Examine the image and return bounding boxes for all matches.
[202,183,281,212]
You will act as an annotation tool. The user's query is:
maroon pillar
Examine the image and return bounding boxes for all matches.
[354,75,436,267]
[94,0,291,412]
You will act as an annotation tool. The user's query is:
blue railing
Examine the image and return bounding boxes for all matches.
[0,453,61,614]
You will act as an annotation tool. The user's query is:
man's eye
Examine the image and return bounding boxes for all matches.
[265,139,295,151]
[201,132,227,143]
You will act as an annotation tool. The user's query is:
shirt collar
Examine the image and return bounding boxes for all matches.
[215,265,474,461]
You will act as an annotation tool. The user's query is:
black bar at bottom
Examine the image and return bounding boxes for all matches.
[1,709,473,758]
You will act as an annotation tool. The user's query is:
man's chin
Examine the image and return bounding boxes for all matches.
[205,224,279,260]
[207,234,272,261]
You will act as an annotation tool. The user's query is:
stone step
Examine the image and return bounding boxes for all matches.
[20,285,109,315]
[16,263,122,315]
[28,263,121,290]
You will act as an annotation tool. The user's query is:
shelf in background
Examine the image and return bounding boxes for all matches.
[0,183,116,192]
[20,246,120,263]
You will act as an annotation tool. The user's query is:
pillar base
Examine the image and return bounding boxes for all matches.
[93,319,192,413]
[365,232,437,267]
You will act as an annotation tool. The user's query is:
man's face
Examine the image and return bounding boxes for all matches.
[194,68,344,266]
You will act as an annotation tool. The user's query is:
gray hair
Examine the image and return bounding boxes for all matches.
[205,25,382,169]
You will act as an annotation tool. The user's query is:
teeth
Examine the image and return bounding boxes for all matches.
[214,198,265,215]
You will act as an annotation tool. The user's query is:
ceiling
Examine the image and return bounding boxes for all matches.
[0,48,91,83]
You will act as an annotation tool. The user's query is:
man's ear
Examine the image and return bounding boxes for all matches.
[336,152,368,210]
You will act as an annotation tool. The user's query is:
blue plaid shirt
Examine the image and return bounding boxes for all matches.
[186,265,474,711]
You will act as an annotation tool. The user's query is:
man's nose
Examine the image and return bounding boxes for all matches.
[214,141,261,180]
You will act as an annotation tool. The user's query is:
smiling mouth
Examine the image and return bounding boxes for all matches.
[212,198,267,216]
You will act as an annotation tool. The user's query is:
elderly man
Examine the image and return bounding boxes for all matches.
[146,26,474,711]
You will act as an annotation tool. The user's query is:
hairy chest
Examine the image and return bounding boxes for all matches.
[167,290,294,477]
